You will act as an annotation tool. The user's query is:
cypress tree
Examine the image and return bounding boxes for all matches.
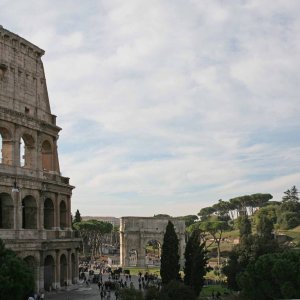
[184,229,209,297]
[160,220,180,284]
[191,242,208,297]
[74,209,82,223]
[184,229,200,286]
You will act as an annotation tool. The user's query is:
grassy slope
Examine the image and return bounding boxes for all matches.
[277,225,300,247]
[207,226,300,262]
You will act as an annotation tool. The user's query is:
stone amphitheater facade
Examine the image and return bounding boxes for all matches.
[0,26,80,292]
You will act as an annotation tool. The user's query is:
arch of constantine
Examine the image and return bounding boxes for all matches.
[0,26,81,292]
[120,217,186,268]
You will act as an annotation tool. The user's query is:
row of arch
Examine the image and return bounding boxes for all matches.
[0,192,67,229]
[0,126,54,171]
[23,252,77,291]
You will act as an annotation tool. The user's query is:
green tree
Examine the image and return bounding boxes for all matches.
[223,215,279,291]
[256,214,273,240]
[250,193,273,211]
[184,229,199,286]
[119,287,144,300]
[277,211,300,229]
[198,206,215,221]
[184,228,209,296]
[0,239,35,300]
[159,280,196,300]
[154,214,171,218]
[212,199,232,221]
[176,215,199,227]
[73,220,113,256]
[229,193,273,217]
[191,241,209,296]
[145,286,160,300]
[282,185,299,202]
[223,216,252,290]
[238,215,252,237]
[74,209,82,223]
[237,251,300,300]
[160,221,180,285]
[199,220,230,267]
[278,186,300,229]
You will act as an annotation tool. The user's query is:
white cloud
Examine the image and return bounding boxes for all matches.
[1,0,300,216]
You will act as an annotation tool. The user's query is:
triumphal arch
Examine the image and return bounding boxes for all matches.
[120,217,186,268]
[0,26,81,292]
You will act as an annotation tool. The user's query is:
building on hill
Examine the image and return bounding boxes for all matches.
[0,26,81,292]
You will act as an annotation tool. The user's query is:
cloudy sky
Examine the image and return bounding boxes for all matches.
[1,0,300,217]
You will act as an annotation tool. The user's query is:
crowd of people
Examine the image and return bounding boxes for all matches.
[79,259,161,299]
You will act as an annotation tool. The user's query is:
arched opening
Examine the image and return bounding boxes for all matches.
[20,137,25,167]
[60,254,67,287]
[71,253,76,283]
[145,240,161,266]
[20,134,35,168]
[129,249,138,266]
[59,201,67,229]
[0,193,14,228]
[44,198,54,229]
[41,140,53,171]
[22,196,37,229]
[0,134,2,162]
[24,256,37,289]
[44,255,55,291]
[0,127,13,165]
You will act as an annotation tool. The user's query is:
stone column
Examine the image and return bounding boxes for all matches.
[75,248,80,282]
[12,190,19,230]
[54,250,60,289]
[15,189,22,238]
[120,232,126,267]
[137,233,145,267]
[67,249,71,285]
[39,191,44,231]
[38,250,45,292]
[54,193,59,230]
[66,196,71,229]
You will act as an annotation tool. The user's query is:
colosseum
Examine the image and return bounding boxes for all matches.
[0,26,81,292]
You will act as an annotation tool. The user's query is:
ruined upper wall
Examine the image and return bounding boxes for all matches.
[0,25,56,126]
[120,216,186,233]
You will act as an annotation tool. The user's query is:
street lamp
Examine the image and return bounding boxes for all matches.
[11,179,20,193]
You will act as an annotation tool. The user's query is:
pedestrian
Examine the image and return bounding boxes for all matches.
[86,278,90,287]
[40,292,44,300]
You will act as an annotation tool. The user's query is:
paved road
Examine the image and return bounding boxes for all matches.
[45,274,146,300]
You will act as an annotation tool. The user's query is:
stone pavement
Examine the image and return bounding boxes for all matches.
[45,274,147,300]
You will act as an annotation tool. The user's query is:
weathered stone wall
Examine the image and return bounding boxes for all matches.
[0,26,80,292]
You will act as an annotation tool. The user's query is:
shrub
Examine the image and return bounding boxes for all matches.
[278,212,300,229]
